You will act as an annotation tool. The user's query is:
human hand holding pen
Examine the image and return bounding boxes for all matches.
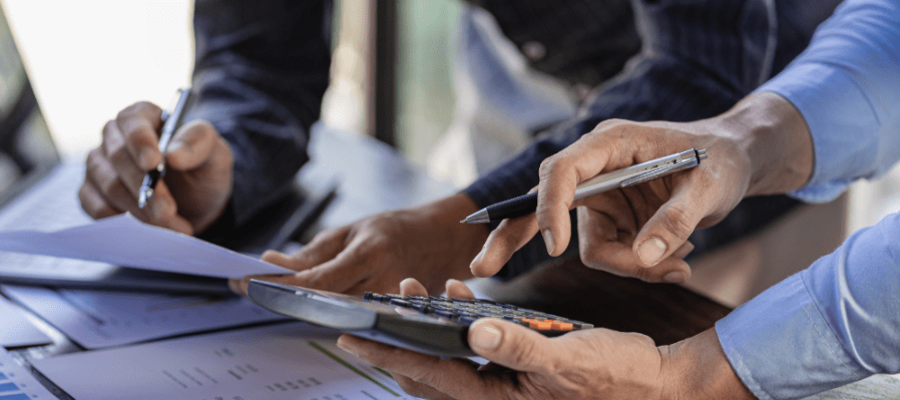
[470,92,815,283]
[79,101,234,235]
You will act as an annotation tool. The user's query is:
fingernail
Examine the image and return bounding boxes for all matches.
[470,246,488,271]
[638,237,667,267]
[167,141,184,156]
[663,271,687,283]
[139,147,156,169]
[542,229,555,255]
[336,337,358,356]
[471,324,502,350]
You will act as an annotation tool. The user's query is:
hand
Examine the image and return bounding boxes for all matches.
[335,278,754,400]
[230,194,490,296]
[470,92,814,284]
[79,101,234,234]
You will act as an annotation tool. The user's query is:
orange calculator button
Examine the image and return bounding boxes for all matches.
[534,320,553,330]
[551,321,573,331]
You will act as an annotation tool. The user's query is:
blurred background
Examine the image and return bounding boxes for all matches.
[2,0,899,302]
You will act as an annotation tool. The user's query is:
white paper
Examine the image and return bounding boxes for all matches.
[33,322,419,400]
[0,213,292,279]
[0,347,56,399]
[2,285,287,349]
[0,296,51,348]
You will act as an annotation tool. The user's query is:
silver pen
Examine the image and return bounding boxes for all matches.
[138,88,193,209]
[461,148,709,224]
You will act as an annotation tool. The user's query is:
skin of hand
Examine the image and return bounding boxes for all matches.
[470,92,815,284]
[230,193,490,296]
[335,278,755,400]
[79,101,234,235]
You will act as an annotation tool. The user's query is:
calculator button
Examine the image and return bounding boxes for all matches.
[389,299,411,308]
[550,321,573,331]
[412,303,432,312]
[458,316,478,325]
[450,297,475,303]
[434,309,454,318]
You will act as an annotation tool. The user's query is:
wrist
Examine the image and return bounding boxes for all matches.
[658,329,755,400]
[712,92,814,197]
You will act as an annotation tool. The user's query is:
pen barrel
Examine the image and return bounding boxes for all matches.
[484,192,539,221]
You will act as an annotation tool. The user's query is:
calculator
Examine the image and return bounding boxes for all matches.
[246,280,594,358]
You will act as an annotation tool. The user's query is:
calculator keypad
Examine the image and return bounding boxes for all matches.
[364,292,593,332]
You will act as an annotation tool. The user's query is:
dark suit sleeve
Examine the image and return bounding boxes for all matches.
[186,0,332,227]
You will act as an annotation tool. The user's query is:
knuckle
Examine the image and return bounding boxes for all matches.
[97,172,118,196]
[101,120,117,141]
[507,337,539,370]
[78,184,96,215]
[663,206,695,240]
[538,156,568,180]
[86,148,103,168]
[396,380,429,399]
[107,142,132,166]
[632,266,658,282]
[579,247,603,270]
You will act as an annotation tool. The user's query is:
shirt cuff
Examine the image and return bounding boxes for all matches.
[716,273,869,399]
[756,64,880,204]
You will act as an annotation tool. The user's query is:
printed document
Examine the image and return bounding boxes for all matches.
[0,295,51,348]
[0,213,291,278]
[0,347,55,399]
[2,285,286,349]
[33,322,419,400]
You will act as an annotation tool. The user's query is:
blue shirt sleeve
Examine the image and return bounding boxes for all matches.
[754,0,900,203]
[716,210,900,399]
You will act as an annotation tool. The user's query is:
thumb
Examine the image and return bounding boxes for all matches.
[633,184,707,268]
[468,318,557,373]
[165,120,219,171]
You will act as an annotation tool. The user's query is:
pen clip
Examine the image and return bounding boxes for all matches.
[621,157,698,188]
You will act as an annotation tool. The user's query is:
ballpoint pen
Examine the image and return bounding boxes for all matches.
[460,148,709,224]
[138,88,194,209]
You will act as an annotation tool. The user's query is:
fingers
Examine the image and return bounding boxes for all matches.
[101,120,145,196]
[115,102,163,170]
[400,278,428,297]
[149,183,194,234]
[165,120,220,171]
[469,215,539,278]
[535,126,628,257]
[467,318,559,374]
[261,228,350,272]
[633,179,708,268]
[579,240,692,283]
[445,279,475,299]
[78,180,117,219]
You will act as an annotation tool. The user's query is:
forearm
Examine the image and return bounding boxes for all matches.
[659,329,755,400]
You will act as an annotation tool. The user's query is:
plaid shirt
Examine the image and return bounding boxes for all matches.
[462,0,842,277]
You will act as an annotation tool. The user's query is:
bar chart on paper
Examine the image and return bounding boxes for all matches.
[32,322,420,400]
[0,347,55,399]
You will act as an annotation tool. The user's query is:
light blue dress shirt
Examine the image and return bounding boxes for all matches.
[715,0,900,398]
